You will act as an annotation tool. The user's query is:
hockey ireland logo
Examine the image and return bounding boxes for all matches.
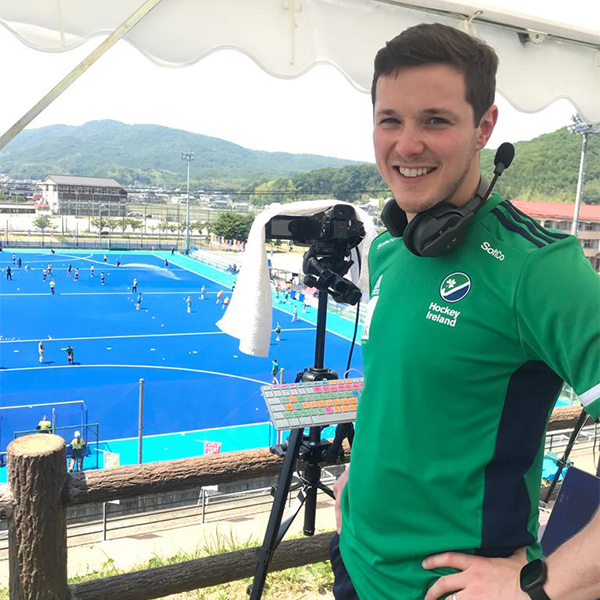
[440,272,471,303]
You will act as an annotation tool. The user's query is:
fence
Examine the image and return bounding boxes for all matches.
[0,405,587,600]
[2,238,180,251]
[0,400,88,456]
[13,423,100,472]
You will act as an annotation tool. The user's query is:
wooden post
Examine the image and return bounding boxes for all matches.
[7,434,68,600]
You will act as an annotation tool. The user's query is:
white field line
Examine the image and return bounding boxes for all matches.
[0,363,271,386]
[0,327,316,345]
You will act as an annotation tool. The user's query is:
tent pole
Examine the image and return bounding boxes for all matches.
[0,0,165,151]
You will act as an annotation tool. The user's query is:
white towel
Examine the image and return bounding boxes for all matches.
[217,200,377,357]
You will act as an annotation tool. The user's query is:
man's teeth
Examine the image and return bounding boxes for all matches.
[397,167,435,178]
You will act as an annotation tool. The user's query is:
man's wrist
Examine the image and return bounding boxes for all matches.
[520,559,551,600]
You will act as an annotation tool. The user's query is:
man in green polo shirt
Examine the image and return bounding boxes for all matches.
[330,23,600,600]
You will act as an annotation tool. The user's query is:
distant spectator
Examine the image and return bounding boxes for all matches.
[68,431,86,472]
[36,415,52,433]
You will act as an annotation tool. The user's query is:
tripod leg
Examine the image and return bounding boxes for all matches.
[275,486,309,547]
[249,428,304,600]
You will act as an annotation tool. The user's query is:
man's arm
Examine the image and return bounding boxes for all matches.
[423,509,600,600]
[333,466,349,534]
[544,508,600,600]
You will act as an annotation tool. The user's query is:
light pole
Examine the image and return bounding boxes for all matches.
[568,115,599,236]
[181,149,195,254]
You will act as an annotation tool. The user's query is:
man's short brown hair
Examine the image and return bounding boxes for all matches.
[371,23,498,125]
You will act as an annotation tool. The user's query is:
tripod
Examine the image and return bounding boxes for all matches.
[248,243,361,600]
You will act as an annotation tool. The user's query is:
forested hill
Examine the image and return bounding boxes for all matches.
[480,127,600,203]
[0,120,361,188]
[249,127,600,205]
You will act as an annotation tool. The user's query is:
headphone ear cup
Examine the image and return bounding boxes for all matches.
[402,211,426,256]
[381,200,408,237]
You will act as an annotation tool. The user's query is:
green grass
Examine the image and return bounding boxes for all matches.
[0,528,334,600]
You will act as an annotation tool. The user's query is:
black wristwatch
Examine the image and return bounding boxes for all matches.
[520,559,552,600]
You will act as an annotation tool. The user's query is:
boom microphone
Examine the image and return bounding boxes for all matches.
[483,142,515,201]
[494,142,515,176]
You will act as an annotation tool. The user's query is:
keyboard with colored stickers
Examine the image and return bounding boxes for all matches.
[261,378,363,431]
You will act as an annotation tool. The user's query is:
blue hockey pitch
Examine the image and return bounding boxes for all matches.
[0,249,363,474]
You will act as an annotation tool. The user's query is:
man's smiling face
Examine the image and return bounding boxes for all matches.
[373,64,497,220]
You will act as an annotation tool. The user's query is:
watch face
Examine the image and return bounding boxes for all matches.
[521,559,546,591]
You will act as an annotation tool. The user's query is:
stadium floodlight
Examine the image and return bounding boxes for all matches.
[181,150,195,254]
[568,114,599,236]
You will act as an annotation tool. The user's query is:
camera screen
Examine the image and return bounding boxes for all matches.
[265,216,306,241]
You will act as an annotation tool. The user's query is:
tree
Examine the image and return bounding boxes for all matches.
[33,215,51,231]
[191,220,204,235]
[105,218,119,233]
[129,219,143,232]
[212,212,254,242]
[33,214,52,246]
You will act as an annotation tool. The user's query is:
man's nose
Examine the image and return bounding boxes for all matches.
[393,126,425,158]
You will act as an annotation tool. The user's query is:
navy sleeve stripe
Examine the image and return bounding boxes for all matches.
[501,202,566,244]
[491,208,547,248]
[501,202,569,243]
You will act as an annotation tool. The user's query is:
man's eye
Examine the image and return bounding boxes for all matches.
[379,117,400,125]
[428,117,449,125]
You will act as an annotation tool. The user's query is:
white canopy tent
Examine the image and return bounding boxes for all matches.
[0,0,598,152]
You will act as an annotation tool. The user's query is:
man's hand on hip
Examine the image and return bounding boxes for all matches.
[422,547,530,600]
[333,467,349,535]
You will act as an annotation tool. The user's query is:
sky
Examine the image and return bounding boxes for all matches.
[0,1,595,164]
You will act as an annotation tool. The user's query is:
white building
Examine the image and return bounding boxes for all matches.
[39,175,127,217]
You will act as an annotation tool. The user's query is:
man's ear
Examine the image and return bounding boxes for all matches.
[475,104,499,151]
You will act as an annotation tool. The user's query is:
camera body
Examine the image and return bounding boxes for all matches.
[265,205,364,248]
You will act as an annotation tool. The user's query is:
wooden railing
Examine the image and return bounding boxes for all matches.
[0,405,584,600]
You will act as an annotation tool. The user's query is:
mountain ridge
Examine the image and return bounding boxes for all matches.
[0,120,363,188]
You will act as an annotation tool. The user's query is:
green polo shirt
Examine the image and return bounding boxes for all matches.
[340,194,600,599]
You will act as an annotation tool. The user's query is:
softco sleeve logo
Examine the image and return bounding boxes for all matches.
[439,272,471,303]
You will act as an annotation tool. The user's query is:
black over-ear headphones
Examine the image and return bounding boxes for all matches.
[380,142,515,258]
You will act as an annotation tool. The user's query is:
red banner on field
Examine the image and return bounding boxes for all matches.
[204,441,222,456]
